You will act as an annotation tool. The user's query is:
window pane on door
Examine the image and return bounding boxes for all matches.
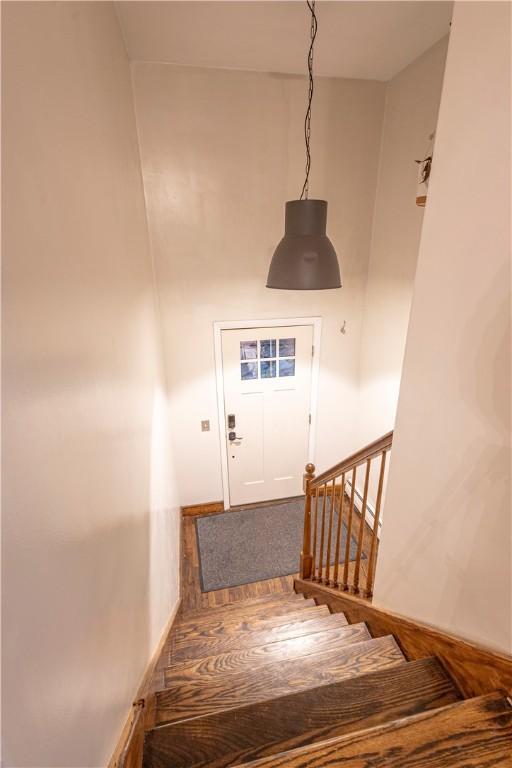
[279,358,295,377]
[260,339,276,358]
[240,340,258,359]
[260,360,276,378]
[241,361,258,380]
[279,338,296,357]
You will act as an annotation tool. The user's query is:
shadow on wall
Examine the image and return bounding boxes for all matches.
[375,265,511,651]
[376,438,510,640]
[3,514,151,768]
[3,380,179,768]
[461,264,511,436]
[149,386,181,650]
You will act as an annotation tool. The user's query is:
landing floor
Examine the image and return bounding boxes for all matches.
[180,497,374,615]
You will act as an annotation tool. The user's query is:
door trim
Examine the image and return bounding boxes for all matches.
[213,317,322,510]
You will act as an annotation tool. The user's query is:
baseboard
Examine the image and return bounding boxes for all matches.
[294,578,512,698]
[108,597,182,768]
[229,495,304,512]
[181,501,224,517]
[181,497,305,516]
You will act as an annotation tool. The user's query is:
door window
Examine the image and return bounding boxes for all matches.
[241,361,258,380]
[279,338,296,357]
[261,360,276,378]
[279,358,295,377]
[239,337,296,380]
[240,340,258,359]
[260,339,276,359]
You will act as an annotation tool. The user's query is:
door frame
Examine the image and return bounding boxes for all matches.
[213,316,322,510]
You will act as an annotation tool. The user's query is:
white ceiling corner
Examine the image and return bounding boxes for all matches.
[116,0,453,82]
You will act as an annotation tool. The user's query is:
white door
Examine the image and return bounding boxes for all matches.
[221,325,314,506]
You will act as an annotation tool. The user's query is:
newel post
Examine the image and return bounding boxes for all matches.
[300,462,315,579]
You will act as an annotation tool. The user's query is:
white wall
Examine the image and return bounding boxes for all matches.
[131,63,386,504]
[357,37,449,447]
[2,3,180,766]
[374,1,511,654]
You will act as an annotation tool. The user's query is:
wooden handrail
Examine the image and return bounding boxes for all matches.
[300,431,393,599]
[311,431,393,489]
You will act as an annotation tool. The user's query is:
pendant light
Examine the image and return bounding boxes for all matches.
[267,0,341,290]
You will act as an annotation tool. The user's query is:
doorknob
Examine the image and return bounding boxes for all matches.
[228,431,243,442]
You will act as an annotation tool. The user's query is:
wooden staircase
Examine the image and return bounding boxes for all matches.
[140,592,512,767]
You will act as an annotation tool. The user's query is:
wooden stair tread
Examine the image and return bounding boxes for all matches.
[174,601,324,640]
[165,621,371,685]
[178,592,307,623]
[172,605,329,647]
[170,609,343,664]
[177,598,315,631]
[145,658,461,768]
[172,605,331,647]
[155,635,405,725]
[239,692,512,767]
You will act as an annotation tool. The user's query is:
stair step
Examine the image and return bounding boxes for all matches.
[175,599,320,637]
[174,604,330,643]
[170,607,340,664]
[177,592,308,624]
[165,620,371,685]
[155,634,405,725]
[238,692,512,767]
[173,604,332,642]
[145,658,461,768]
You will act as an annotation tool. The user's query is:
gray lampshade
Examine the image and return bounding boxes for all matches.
[267,199,341,290]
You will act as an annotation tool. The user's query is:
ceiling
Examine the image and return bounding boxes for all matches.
[116,1,453,82]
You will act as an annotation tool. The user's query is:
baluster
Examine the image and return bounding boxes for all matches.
[353,458,371,594]
[364,451,387,598]
[311,488,319,579]
[300,463,315,579]
[332,472,346,588]
[324,479,336,584]
[343,467,357,590]
[317,484,327,582]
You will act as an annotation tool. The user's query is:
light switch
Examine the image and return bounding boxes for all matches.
[201,420,210,432]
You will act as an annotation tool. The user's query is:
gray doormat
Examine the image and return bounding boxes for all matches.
[196,496,360,592]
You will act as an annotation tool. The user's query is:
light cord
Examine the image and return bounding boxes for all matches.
[300,0,317,201]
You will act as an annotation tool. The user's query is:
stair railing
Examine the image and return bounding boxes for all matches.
[301,431,393,599]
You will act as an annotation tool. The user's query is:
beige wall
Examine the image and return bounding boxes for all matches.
[131,63,386,504]
[2,3,180,766]
[374,1,511,653]
[357,37,448,448]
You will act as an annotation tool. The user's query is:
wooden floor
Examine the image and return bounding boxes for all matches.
[180,496,374,615]
[181,516,295,613]
[137,502,512,768]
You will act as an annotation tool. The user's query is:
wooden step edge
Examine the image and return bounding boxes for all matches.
[169,609,346,664]
[180,592,307,619]
[154,635,406,726]
[172,605,332,642]
[175,600,322,634]
[162,608,336,668]
[239,692,512,767]
[163,621,372,683]
[294,577,512,699]
[178,592,308,622]
[175,599,321,632]
[144,658,461,768]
